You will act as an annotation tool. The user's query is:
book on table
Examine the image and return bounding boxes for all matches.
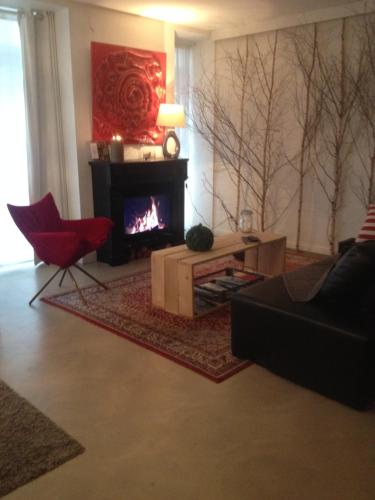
[215,275,251,288]
[194,282,227,303]
[194,295,219,314]
[193,268,266,314]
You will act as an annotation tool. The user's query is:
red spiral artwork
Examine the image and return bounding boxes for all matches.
[91,42,166,144]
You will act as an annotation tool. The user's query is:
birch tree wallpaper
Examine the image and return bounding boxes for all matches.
[192,12,375,254]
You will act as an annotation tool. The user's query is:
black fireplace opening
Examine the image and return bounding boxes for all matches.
[124,194,171,235]
[115,180,183,262]
[116,183,180,262]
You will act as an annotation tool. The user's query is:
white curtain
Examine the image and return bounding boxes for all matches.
[0,13,33,265]
[175,45,193,229]
[18,10,69,217]
[175,46,192,159]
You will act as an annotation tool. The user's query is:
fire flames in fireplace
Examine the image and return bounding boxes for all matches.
[124,195,169,235]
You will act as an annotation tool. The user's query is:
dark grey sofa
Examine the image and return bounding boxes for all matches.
[231,244,375,410]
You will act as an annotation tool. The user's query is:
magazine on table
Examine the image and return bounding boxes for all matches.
[197,282,227,293]
[215,274,263,288]
[194,284,227,303]
[194,295,219,314]
[215,276,248,288]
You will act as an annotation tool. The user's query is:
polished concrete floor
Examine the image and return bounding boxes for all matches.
[0,260,374,500]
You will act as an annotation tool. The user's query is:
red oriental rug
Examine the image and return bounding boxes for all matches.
[42,250,324,383]
[43,271,248,382]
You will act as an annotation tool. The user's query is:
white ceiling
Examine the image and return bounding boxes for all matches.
[72,0,361,32]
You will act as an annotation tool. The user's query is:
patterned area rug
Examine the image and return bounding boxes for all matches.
[42,250,325,383]
[43,271,249,382]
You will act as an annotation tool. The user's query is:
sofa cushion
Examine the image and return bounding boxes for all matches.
[317,241,375,304]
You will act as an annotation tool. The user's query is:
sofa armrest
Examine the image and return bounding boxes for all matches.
[338,237,355,255]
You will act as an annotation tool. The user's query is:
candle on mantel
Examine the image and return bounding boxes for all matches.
[110,134,124,162]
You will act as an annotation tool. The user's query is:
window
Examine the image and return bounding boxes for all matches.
[0,14,32,266]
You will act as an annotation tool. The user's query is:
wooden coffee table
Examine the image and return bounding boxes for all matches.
[151,231,286,318]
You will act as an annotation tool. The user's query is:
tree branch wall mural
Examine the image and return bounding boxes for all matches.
[351,13,375,208]
[190,11,375,253]
[310,18,363,253]
[287,23,321,251]
[191,31,290,233]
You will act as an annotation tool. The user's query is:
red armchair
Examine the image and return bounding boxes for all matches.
[7,192,113,305]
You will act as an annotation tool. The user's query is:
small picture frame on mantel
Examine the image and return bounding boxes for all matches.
[89,141,110,161]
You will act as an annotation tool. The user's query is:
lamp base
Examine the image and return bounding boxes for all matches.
[162,130,180,159]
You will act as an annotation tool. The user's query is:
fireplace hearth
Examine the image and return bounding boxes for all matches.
[90,159,188,265]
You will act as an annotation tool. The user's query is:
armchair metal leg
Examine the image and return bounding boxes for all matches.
[29,267,63,306]
[59,269,67,287]
[28,263,107,306]
[73,264,108,290]
[67,268,87,305]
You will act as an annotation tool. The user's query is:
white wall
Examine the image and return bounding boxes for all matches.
[200,10,374,254]
[211,0,375,41]
[5,0,370,254]
[63,3,173,220]
[3,0,176,223]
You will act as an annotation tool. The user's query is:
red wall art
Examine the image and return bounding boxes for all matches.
[91,42,166,144]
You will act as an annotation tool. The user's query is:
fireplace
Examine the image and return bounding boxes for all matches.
[90,158,188,265]
[124,194,170,235]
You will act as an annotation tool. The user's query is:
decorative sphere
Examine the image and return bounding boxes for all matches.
[185,224,214,251]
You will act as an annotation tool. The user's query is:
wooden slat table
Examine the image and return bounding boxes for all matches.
[151,231,286,318]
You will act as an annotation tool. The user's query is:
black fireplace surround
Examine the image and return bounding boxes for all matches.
[90,159,188,265]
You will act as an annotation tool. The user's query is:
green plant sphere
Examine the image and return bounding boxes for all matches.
[185,224,214,251]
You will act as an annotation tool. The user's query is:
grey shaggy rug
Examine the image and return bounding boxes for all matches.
[0,380,84,497]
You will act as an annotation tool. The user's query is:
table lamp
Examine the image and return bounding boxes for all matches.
[156,103,185,159]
